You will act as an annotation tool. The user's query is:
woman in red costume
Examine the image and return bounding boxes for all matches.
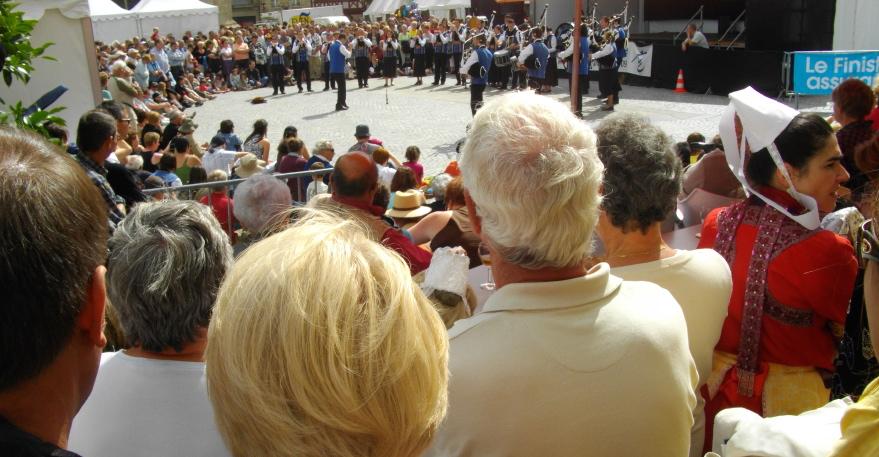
[698,88,858,453]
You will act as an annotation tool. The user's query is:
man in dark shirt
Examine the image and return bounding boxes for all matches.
[160,110,185,150]
[75,110,127,229]
[0,128,109,456]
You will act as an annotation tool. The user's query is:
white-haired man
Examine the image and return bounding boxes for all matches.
[424,92,698,457]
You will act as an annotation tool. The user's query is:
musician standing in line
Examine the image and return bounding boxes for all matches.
[499,15,524,90]
[543,26,559,92]
[382,35,400,87]
[450,30,465,86]
[267,35,286,95]
[352,31,372,88]
[460,34,493,116]
[592,30,619,111]
[292,33,313,93]
[518,28,550,94]
[613,16,628,86]
[432,26,449,85]
[558,23,590,117]
[328,32,350,111]
[320,38,335,92]
[411,33,427,85]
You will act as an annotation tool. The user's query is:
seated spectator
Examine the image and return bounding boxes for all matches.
[833,78,876,203]
[205,209,448,457]
[306,162,329,202]
[276,138,309,201]
[233,154,265,179]
[408,176,481,268]
[593,113,732,456]
[0,129,108,456]
[143,175,167,201]
[389,166,423,208]
[75,109,126,228]
[304,139,334,188]
[151,154,183,188]
[386,189,431,229]
[199,170,236,241]
[232,174,290,256]
[69,201,232,457]
[373,147,398,189]
[217,119,242,151]
[682,139,745,199]
[125,154,151,185]
[674,141,691,170]
[866,81,879,132]
[428,172,453,212]
[160,111,184,150]
[311,152,432,274]
[424,92,697,457]
[348,124,381,154]
[687,131,706,161]
[202,135,249,175]
[403,145,425,183]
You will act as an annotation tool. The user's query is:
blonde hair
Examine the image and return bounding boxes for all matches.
[461,91,603,269]
[143,132,160,147]
[205,209,449,457]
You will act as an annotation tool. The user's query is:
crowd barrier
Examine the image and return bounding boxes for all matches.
[141,168,333,239]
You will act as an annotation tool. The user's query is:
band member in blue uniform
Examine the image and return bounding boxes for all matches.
[329,32,350,111]
[460,34,493,116]
[558,23,591,117]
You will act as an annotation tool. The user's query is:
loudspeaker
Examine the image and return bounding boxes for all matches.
[745,0,835,51]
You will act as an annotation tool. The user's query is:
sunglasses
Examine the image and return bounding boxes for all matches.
[857,219,879,267]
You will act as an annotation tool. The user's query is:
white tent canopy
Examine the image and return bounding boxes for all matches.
[363,0,404,18]
[90,0,139,43]
[132,0,219,38]
[417,0,470,10]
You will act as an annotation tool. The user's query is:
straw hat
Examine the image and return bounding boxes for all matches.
[236,154,266,178]
[386,190,430,218]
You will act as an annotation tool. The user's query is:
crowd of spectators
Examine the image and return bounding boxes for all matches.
[4,29,879,456]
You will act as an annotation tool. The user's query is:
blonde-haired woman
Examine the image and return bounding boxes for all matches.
[205,209,449,457]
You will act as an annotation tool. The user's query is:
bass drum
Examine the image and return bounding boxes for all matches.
[493,49,511,67]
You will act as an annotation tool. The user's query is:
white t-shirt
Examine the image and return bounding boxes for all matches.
[307,180,328,202]
[202,149,240,174]
[376,164,396,189]
[68,351,231,457]
[689,31,709,49]
[612,249,731,457]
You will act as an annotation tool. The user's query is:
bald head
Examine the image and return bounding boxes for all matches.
[333,152,378,199]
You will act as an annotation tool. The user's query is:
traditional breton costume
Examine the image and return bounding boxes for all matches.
[544,30,559,88]
[558,35,590,116]
[382,39,399,82]
[591,38,619,110]
[432,32,448,85]
[450,32,465,85]
[292,38,312,92]
[267,41,286,95]
[412,36,427,82]
[328,39,349,110]
[460,43,493,116]
[353,37,372,88]
[519,38,549,89]
[698,87,858,453]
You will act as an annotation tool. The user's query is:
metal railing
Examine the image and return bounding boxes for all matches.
[142,168,333,240]
[715,9,746,50]
[673,5,705,46]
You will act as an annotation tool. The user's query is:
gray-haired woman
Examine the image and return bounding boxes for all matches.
[68,200,233,457]
[593,113,732,457]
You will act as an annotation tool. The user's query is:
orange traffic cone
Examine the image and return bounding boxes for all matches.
[674,69,687,93]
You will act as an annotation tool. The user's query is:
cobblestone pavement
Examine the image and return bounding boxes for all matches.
[188,76,831,177]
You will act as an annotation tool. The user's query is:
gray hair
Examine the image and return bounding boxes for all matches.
[107,200,233,352]
[430,173,453,201]
[594,113,682,233]
[314,139,333,154]
[233,174,291,233]
[126,154,144,171]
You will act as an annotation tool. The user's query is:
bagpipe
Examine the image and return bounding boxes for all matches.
[517,4,549,70]
[462,10,495,75]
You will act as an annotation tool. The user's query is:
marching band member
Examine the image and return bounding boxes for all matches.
[450,30,465,85]
[328,31,350,111]
[266,35,286,95]
[558,23,590,117]
[432,26,449,85]
[460,34,493,116]
[411,34,427,85]
[320,38,335,92]
[517,28,549,93]
[291,33,313,93]
[352,31,373,88]
[543,26,559,91]
[498,15,523,90]
[382,36,400,87]
[591,30,619,111]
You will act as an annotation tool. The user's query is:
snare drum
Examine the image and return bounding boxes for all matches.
[493,49,511,67]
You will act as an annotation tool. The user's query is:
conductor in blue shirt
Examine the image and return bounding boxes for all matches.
[329,32,351,111]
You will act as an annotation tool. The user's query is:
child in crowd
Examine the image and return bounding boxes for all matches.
[306,162,329,202]
[218,120,243,151]
[402,145,424,184]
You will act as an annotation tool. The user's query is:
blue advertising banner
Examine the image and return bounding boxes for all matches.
[793,50,879,95]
